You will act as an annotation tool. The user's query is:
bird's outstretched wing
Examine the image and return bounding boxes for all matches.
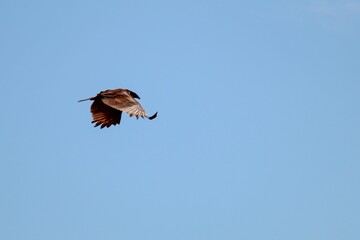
[90,98,122,128]
[101,89,156,119]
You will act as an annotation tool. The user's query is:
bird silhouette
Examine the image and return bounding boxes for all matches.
[79,88,157,128]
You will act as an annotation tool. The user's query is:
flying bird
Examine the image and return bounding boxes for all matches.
[79,88,157,128]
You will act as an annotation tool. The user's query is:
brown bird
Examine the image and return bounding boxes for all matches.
[79,88,157,128]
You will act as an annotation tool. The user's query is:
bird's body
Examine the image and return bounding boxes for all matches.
[79,88,157,128]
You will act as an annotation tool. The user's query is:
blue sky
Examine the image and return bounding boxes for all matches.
[1,0,359,239]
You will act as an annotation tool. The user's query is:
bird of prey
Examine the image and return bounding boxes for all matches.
[79,88,157,128]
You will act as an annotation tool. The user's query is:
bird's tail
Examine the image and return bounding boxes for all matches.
[78,97,93,102]
[147,112,158,120]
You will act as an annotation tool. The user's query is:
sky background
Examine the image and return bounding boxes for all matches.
[1,0,360,239]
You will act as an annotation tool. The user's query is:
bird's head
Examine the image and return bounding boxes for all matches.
[127,89,140,99]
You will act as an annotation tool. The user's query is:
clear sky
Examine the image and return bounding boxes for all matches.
[1,0,359,239]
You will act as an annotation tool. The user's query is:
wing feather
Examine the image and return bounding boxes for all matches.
[101,89,149,119]
[90,98,122,128]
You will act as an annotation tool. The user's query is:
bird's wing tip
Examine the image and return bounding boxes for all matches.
[148,112,158,120]
[78,97,92,102]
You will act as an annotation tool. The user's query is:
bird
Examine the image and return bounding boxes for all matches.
[78,88,157,128]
